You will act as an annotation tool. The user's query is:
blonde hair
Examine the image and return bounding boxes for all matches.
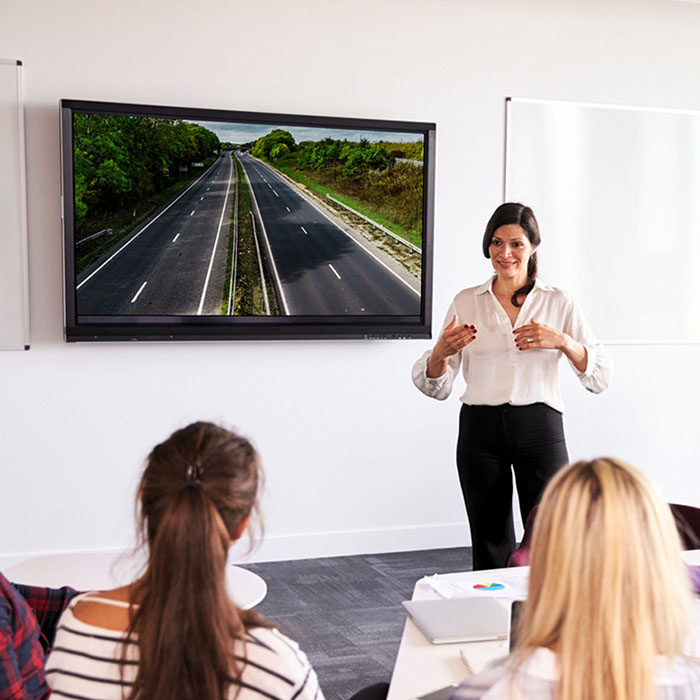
[513,458,694,700]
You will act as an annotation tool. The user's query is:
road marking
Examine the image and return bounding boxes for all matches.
[267,183,272,189]
[301,226,308,235]
[285,206,290,212]
[131,281,147,303]
[273,190,279,197]
[328,264,341,280]
[190,210,195,216]
[77,160,219,290]
[262,161,421,296]
[198,154,233,315]
[247,157,420,298]
[236,152,289,314]
[172,233,180,242]
[200,196,204,201]
[207,187,210,191]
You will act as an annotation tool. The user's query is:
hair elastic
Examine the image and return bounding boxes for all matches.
[185,464,204,489]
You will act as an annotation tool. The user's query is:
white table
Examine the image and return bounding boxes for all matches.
[682,549,700,566]
[388,551,700,700]
[387,566,528,700]
[5,551,267,610]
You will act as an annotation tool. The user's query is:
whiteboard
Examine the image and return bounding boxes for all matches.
[0,59,29,350]
[505,97,700,344]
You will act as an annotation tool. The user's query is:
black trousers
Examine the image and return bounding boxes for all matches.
[456,403,569,571]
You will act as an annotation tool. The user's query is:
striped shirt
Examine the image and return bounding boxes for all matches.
[451,648,700,700]
[45,594,323,700]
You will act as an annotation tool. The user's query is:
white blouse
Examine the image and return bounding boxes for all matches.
[451,647,700,700]
[413,277,611,413]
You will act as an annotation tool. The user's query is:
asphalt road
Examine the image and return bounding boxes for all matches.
[76,153,234,316]
[236,152,421,316]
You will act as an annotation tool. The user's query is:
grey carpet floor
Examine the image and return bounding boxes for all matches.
[242,547,473,700]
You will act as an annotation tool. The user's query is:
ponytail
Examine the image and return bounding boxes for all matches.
[511,252,537,308]
[124,422,270,700]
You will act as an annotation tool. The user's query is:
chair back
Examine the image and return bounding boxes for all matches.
[669,503,700,551]
[506,502,700,567]
[507,504,539,567]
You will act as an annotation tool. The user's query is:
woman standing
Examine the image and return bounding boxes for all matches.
[413,203,611,570]
[451,458,700,700]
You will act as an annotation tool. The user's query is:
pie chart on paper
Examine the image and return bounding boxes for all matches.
[473,582,505,591]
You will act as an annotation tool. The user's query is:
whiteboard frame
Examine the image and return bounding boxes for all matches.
[504,96,700,346]
[0,58,30,350]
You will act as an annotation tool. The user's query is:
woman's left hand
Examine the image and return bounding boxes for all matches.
[513,318,564,351]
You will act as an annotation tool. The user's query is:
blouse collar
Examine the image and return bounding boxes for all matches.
[473,275,553,296]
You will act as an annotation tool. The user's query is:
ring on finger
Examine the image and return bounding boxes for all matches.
[527,337,533,343]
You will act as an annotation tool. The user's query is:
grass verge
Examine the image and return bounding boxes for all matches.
[271,161,422,250]
[232,160,280,316]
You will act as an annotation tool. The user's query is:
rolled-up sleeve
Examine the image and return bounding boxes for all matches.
[564,300,612,394]
[412,302,464,401]
[412,349,456,400]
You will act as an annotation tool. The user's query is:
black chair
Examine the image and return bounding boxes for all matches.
[669,503,700,550]
[506,502,700,567]
[506,505,539,567]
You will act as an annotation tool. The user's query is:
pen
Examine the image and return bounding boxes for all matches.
[460,649,475,675]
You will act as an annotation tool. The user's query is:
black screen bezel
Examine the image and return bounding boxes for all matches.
[60,99,435,342]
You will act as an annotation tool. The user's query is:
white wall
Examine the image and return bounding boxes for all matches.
[2,0,700,568]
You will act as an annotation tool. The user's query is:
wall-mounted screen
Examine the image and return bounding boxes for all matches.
[60,99,435,341]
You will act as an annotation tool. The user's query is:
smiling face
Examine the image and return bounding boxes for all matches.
[489,224,535,285]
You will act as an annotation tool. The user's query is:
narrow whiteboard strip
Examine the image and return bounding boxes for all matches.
[507,96,700,117]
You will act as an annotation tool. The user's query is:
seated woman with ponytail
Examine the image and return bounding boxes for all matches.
[44,422,323,700]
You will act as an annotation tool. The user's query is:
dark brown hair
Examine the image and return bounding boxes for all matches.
[482,202,541,307]
[124,422,270,700]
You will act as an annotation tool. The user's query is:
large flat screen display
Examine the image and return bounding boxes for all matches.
[60,99,435,341]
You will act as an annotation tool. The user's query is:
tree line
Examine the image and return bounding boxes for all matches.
[251,129,423,176]
[250,129,424,241]
[73,114,220,227]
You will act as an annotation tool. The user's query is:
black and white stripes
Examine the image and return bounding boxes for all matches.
[45,595,323,700]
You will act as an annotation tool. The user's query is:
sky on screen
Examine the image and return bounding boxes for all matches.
[190,120,422,145]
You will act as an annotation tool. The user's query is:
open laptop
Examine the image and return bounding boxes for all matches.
[401,596,511,644]
[412,599,524,700]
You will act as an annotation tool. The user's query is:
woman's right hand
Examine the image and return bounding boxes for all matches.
[426,316,478,378]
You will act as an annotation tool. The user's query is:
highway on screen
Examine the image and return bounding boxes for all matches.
[76,154,234,316]
[236,152,420,316]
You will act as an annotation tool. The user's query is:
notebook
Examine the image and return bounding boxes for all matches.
[401,596,510,644]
